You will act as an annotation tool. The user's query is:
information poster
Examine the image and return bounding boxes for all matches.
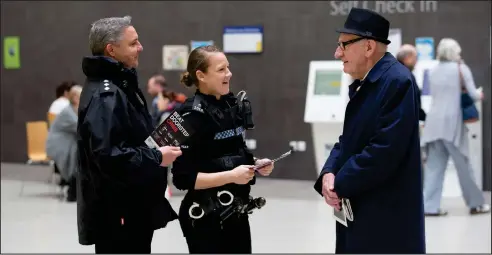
[415,37,435,60]
[223,26,263,54]
[387,28,402,57]
[191,40,214,50]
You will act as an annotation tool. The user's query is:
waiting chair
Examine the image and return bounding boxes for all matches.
[25,121,51,165]
[47,112,57,127]
[20,121,57,196]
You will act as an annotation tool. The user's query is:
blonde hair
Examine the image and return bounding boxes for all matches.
[436,38,462,62]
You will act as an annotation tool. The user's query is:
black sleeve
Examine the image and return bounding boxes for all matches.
[418,89,426,121]
[82,91,164,187]
[171,110,209,190]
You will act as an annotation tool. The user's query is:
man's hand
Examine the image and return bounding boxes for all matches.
[158,146,182,166]
[254,158,274,176]
[322,173,341,211]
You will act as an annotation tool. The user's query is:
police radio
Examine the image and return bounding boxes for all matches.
[236,91,254,130]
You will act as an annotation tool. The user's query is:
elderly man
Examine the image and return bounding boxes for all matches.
[396,44,427,121]
[313,8,425,253]
[77,16,182,253]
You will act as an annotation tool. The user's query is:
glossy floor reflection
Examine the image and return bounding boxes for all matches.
[1,164,491,253]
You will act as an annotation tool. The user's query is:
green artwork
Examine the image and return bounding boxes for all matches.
[314,69,342,95]
[3,36,20,69]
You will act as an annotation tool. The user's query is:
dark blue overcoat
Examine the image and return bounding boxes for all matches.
[314,53,426,253]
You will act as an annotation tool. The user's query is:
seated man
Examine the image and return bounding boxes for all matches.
[46,85,82,202]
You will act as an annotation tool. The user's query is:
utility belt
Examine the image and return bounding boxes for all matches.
[187,189,266,227]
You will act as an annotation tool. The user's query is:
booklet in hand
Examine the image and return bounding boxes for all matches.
[253,150,292,171]
[145,111,195,149]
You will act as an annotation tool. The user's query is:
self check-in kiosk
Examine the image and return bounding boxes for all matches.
[304,61,353,174]
[413,60,483,194]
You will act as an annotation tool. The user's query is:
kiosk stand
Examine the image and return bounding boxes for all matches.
[304,61,353,174]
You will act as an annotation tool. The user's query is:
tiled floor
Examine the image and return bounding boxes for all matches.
[1,163,491,253]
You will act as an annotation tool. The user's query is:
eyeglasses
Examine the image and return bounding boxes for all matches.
[337,37,366,51]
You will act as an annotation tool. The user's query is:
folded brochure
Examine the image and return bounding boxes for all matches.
[145,111,195,148]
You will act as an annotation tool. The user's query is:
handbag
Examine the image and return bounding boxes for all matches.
[458,62,479,123]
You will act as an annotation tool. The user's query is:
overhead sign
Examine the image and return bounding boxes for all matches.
[223,26,263,54]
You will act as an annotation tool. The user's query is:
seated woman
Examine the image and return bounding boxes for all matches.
[46,85,82,202]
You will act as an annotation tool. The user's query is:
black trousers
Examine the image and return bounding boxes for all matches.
[181,214,252,254]
[94,225,154,254]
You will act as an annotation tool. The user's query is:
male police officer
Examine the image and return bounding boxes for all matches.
[313,8,426,253]
[77,16,181,254]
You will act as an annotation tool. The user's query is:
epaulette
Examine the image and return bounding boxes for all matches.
[99,79,118,95]
[192,94,223,128]
[192,96,206,114]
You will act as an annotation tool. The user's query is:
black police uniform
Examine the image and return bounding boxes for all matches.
[171,90,257,254]
[77,56,178,254]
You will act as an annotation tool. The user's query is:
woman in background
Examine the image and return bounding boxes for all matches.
[420,38,489,216]
[46,85,82,202]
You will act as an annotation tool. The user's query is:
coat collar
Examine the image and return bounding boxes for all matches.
[363,52,397,84]
[349,52,397,98]
[82,56,139,88]
[196,89,236,105]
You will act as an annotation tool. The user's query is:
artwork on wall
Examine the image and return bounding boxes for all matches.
[3,36,21,69]
[162,45,189,71]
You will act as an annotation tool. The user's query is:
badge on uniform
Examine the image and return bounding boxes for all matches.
[332,198,354,227]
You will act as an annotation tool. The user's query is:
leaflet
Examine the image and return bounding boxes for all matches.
[145,111,195,148]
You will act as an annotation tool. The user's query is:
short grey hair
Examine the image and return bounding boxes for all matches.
[396,44,416,63]
[436,38,462,62]
[88,16,133,56]
[69,85,83,105]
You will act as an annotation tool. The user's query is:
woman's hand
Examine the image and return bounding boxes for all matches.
[229,165,255,185]
[254,158,274,176]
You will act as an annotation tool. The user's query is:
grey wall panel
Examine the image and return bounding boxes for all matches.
[1,1,490,185]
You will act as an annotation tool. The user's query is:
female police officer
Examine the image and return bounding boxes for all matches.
[171,45,274,254]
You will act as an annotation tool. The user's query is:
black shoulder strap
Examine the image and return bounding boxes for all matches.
[98,79,118,95]
[193,93,224,128]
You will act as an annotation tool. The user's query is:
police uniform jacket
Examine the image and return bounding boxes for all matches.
[313,53,426,253]
[77,56,178,245]
[171,90,256,223]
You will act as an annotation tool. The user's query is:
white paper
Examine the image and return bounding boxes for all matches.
[333,207,348,227]
[162,45,189,71]
[387,28,402,57]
